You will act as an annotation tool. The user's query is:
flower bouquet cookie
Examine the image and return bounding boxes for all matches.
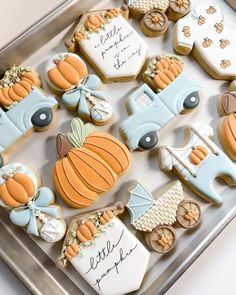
[65,7,148,83]
[46,52,113,125]
[158,123,236,204]
[0,66,58,167]
[173,5,236,80]
[53,118,131,208]
[0,163,66,242]
[57,202,149,295]
[126,180,201,253]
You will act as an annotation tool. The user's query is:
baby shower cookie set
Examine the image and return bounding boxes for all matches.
[1,1,236,294]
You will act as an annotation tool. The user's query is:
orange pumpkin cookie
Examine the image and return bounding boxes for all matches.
[46,53,88,92]
[143,54,184,92]
[56,203,149,295]
[53,118,131,208]
[0,163,66,242]
[0,66,41,109]
[218,90,236,161]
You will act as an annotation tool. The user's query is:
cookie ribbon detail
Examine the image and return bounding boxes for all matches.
[62,75,107,117]
[9,187,60,236]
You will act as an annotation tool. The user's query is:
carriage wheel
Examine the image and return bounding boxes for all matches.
[144,226,176,254]
[176,200,201,229]
[141,10,168,37]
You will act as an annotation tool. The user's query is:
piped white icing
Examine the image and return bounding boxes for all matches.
[40,219,66,242]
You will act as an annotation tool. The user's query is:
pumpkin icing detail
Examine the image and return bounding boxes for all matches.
[53,119,131,208]
[189,145,208,165]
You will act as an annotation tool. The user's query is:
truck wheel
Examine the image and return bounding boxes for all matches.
[138,132,158,150]
[183,92,200,110]
[31,108,53,128]
[0,154,4,168]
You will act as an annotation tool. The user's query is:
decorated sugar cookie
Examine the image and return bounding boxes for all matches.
[0,66,58,167]
[46,52,112,125]
[127,180,201,253]
[0,163,66,242]
[57,203,150,295]
[173,5,236,80]
[120,54,200,151]
[53,118,131,208]
[126,0,191,37]
[158,123,236,204]
[217,90,236,161]
[65,7,148,83]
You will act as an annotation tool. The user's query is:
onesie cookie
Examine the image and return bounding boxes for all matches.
[127,180,201,253]
[126,0,191,37]
[53,118,131,208]
[173,5,236,80]
[120,54,200,151]
[0,163,66,242]
[65,7,148,83]
[46,52,112,125]
[158,123,236,204]
[0,66,58,167]
[57,203,150,295]
[217,90,236,161]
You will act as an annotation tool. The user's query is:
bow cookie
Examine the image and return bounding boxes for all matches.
[62,75,112,125]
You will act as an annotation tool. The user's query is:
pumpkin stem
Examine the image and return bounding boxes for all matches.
[2,174,10,180]
[56,134,73,159]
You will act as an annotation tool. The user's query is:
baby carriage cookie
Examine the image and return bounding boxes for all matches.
[57,203,150,295]
[217,90,236,161]
[120,54,200,151]
[46,52,112,125]
[126,0,191,37]
[65,7,148,83]
[173,5,236,80]
[158,123,236,204]
[0,66,58,167]
[127,180,201,253]
[0,163,66,242]
[53,118,131,208]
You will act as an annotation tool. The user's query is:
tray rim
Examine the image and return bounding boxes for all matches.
[0,1,236,294]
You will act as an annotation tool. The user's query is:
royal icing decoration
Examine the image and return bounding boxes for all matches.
[0,163,66,242]
[46,53,112,125]
[126,180,201,253]
[174,5,236,80]
[65,8,148,82]
[120,64,200,151]
[218,91,236,161]
[57,203,149,295]
[0,87,57,160]
[53,119,131,208]
[159,123,236,204]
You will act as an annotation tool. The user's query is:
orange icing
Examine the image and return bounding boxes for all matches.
[223,114,236,156]
[85,14,105,32]
[0,174,35,208]
[48,55,87,90]
[189,146,208,165]
[83,133,130,175]
[99,210,114,225]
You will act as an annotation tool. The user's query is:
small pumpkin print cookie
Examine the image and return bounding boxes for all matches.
[0,163,66,242]
[57,203,150,295]
[0,66,58,167]
[173,5,236,80]
[126,0,191,37]
[46,52,113,125]
[53,118,131,208]
[127,180,201,253]
[65,7,148,83]
[217,89,236,161]
[120,54,200,151]
[158,123,236,204]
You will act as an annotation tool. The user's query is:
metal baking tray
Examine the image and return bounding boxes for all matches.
[1,0,236,294]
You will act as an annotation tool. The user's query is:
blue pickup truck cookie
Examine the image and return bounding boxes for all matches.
[120,55,200,151]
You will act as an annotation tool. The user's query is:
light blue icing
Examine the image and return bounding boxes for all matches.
[62,74,107,119]
[127,182,155,224]
[120,73,200,150]
[10,187,60,236]
[0,87,57,152]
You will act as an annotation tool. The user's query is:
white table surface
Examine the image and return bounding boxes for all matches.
[1,0,236,294]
